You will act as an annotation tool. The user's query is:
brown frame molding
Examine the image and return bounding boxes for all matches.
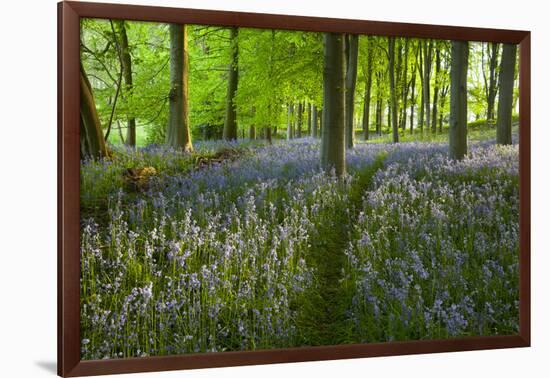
[58,1,531,376]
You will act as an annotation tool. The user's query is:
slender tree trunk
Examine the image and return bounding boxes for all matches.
[375,73,382,137]
[400,39,410,130]
[496,43,517,145]
[345,34,358,149]
[296,102,303,138]
[375,96,382,136]
[250,105,258,140]
[307,102,312,136]
[432,47,441,133]
[423,40,434,132]
[312,105,318,137]
[362,36,374,140]
[409,64,416,134]
[439,84,449,133]
[386,101,391,134]
[449,41,469,160]
[265,126,272,143]
[321,33,346,177]
[486,42,500,123]
[266,29,275,145]
[287,103,294,140]
[249,125,256,139]
[116,21,136,147]
[167,24,193,151]
[388,37,399,143]
[104,21,124,143]
[361,88,371,141]
[223,27,239,141]
[80,63,108,159]
[439,93,445,132]
[395,39,403,129]
[417,43,424,133]
[319,108,323,138]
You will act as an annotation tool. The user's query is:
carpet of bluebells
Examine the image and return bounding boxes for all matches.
[80,137,519,360]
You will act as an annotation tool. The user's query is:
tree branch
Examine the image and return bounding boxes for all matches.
[104,20,124,141]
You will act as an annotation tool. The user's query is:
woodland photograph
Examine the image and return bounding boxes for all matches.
[79,18,520,360]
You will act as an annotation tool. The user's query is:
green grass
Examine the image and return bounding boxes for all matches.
[296,153,387,345]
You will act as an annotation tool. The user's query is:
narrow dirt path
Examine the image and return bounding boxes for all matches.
[297,154,387,346]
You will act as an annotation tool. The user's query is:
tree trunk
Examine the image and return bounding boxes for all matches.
[417,43,424,133]
[386,101,391,133]
[312,105,318,137]
[321,33,346,177]
[496,43,517,145]
[319,109,323,137]
[80,63,108,159]
[362,36,374,140]
[449,41,469,160]
[223,27,239,141]
[345,34,358,149]
[287,103,294,140]
[409,62,416,134]
[116,21,136,147]
[439,84,449,133]
[388,37,399,143]
[249,125,256,139]
[400,39,410,130]
[296,102,303,138]
[423,40,433,132]
[265,126,272,143]
[432,46,441,133]
[486,42,500,123]
[375,96,382,136]
[166,24,193,151]
[395,39,403,129]
[307,102,312,136]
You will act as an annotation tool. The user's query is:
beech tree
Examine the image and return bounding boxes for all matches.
[409,45,418,134]
[80,63,108,159]
[483,42,500,123]
[449,40,469,160]
[431,44,441,133]
[496,44,517,145]
[388,37,399,143]
[80,19,518,150]
[223,27,239,141]
[287,103,294,140]
[296,102,303,138]
[361,36,374,140]
[166,24,193,151]
[311,105,319,137]
[417,43,425,133]
[345,34,359,149]
[321,33,346,176]
[399,39,410,130]
[422,40,434,132]
[116,20,136,147]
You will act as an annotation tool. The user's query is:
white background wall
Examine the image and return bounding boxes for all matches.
[0,0,547,377]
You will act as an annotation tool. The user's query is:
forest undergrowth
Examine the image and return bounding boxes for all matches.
[79,137,519,359]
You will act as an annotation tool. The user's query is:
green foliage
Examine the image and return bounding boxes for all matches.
[81,18,519,147]
[81,19,170,147]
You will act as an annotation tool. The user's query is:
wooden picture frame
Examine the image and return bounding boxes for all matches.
[58,1,531,376]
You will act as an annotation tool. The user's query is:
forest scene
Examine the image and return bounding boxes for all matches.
[79,18,520,360]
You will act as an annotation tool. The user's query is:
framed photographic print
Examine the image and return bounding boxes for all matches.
[58,1,530,376]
